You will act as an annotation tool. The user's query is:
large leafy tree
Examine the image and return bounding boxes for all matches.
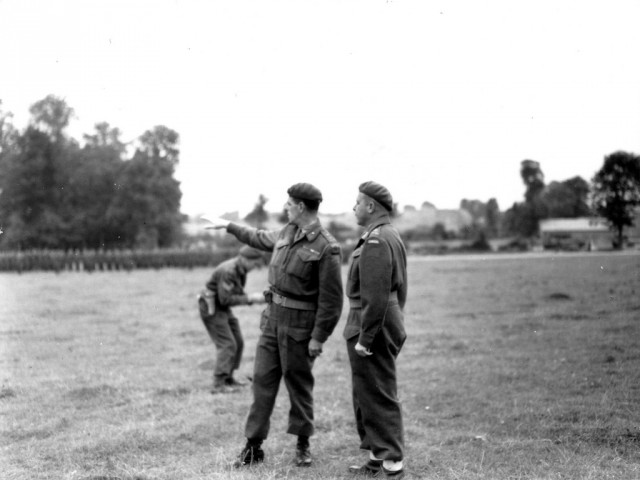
[137,125,179,167]
[0,96,84,249]
[0,102,19,208]
[0,96,185,250]
[83,121,127,155]
[459,198,501,239]
[106,126,183,248]
[1,103,23,246]
[502,160,547,237]
[29,94,75,142]
[591,151,640,248]
[521,159,546,203]
[65,122,126,248]
[541,176,591,218]
[485,198,501,238]
[0,127,68,248]
[0,101,18,158]
[502,202,540,239]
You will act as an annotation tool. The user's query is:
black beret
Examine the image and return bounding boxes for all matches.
[239,246,263,260]
[287,183,323,202]
[359,181,393,212]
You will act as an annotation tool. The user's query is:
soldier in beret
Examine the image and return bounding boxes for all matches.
[344,181,408,478]
[203,183,344,468]
[198,246,266,394]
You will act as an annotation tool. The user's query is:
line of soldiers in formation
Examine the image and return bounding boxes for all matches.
[0,248,239,273]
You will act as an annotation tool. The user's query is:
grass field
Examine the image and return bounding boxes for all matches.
[1,252,639,479]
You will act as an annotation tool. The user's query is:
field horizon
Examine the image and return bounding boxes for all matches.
[1,251,639,479]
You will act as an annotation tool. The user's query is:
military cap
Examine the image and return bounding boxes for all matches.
[359,181,393,212]
[239,246,263,260]
[287,183,323,202]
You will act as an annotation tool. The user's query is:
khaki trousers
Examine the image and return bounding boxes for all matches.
[245,304,316,440]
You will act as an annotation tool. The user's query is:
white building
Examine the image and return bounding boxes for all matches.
[539,217,612,251]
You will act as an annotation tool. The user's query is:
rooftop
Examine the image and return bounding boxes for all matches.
[539,217,609,233]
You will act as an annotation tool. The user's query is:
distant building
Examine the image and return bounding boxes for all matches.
[539,217,612,251]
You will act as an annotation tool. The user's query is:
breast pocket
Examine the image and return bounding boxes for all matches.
[271,239,290,266]
[286,247,321,278]
[348,247,362,279]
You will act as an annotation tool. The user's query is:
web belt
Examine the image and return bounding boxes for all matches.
[271,292,317,311]
[348,291,399,309]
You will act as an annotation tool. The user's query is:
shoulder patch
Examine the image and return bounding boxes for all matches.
[370,227,381,236]
[367,238,380,244]
[319,227,338,244]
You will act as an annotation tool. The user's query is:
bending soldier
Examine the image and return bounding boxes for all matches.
[198,246,265,393]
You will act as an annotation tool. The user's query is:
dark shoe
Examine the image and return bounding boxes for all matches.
[348,459,383,476]
[210,385,239,394]
[226,377,247,387]
[295,446,312,467]
[233,443,264,468]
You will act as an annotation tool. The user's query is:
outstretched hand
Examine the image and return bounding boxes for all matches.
[201,215,230,230]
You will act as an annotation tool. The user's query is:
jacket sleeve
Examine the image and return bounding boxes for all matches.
[215,269,250,307]
[227,222,279,252]
[311,243,344,343]
[204,273,216,292]
[398,271,408,311]
[358,235,393,349]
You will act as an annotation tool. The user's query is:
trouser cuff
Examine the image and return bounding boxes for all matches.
[247,438,263,447]
[297,435,310,449]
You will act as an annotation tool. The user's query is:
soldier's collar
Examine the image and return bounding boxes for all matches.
[296,219,321,241]
[364,215,391,236]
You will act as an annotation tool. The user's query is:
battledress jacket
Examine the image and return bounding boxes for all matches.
[227,220,344,343]
[344,216,408,349]
[205,257,250,310]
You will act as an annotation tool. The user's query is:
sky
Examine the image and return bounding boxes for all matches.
[1,0,639,218]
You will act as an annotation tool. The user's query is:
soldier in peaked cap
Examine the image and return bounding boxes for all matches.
[344,181,408,478]
[202,182,343,468]
[198,246,266,394]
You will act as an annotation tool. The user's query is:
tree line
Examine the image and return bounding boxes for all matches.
[0,96,184,251]
[458,154,640,249]
[2,95,639,254]
[501,160,591,237]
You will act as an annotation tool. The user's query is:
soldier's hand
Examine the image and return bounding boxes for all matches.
[355,342,373,357]
[308,338,323,358]
[248,292,265,305]
[201,215,230,230]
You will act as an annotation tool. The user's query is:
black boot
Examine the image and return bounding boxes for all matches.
[226,376,247,387]
[295,435,312,467]
[233,439,264,468]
